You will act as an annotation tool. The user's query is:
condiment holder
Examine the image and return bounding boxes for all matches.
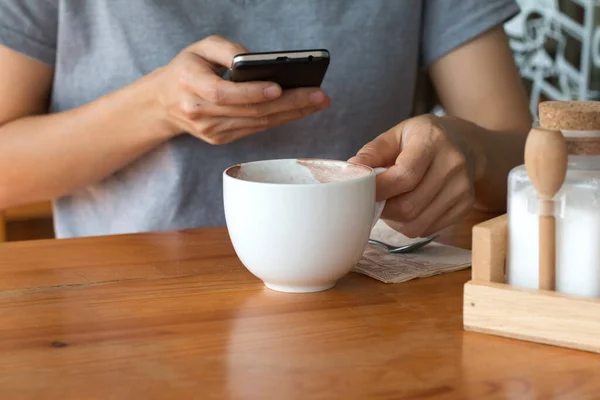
[464,100,600,353]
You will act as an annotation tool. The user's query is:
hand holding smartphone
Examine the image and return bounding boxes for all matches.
[228,49,330,89]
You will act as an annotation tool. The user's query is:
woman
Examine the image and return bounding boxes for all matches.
[0,0,531,238]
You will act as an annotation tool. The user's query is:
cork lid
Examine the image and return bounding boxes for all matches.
[539,101,600,130]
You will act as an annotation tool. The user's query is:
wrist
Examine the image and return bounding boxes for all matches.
[436,115,488,182]
[130,68,181,141]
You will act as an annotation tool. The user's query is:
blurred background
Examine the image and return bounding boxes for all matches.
[425,0,600,117]
[505,0,600,115]
[2,0,600,243]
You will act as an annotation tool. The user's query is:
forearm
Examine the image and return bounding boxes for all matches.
[0,71,174,208]
[438,115,528,212]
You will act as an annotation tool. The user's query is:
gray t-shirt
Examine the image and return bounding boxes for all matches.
[0,0,518,238]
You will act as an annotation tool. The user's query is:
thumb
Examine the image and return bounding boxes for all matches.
[348,129,402,168]
[187,35,249,70]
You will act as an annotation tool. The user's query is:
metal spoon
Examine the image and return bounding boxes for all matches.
[368,235,439,254]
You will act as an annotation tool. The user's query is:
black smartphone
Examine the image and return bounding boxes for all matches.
[228,49,330,89]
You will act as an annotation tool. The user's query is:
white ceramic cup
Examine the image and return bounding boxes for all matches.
[223,158,386,293]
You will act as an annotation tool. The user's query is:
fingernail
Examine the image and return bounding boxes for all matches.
[264,85,281,99]
[310,91,325,105]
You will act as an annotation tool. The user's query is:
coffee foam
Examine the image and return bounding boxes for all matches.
[296,159,370,183]
[226,159,370,185]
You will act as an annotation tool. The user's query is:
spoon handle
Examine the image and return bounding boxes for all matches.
[368,239,391,251]
[389,235,438,254]
[539,214,556,290]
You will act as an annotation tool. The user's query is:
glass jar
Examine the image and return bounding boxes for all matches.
[507,126,600,298]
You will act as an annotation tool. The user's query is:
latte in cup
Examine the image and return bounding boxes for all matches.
[223,158,385,293]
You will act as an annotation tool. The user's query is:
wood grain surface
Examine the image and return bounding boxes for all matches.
[1,210,600,399]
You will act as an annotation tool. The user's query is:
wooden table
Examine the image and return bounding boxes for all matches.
[2,211,600,399]
[1,201,54,243]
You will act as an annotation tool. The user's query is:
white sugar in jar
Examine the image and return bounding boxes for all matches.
[507,101,600,298]
[556,169,600,297]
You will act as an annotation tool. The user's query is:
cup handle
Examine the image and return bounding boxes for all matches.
[371,167,387,228]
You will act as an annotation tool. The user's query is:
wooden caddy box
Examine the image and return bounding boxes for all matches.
[463,214,600,353]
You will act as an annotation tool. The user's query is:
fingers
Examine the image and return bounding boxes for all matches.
[250,88,329,116]
[352,115,474,238]
[375,133,437,201]
[200,87,329,117]
[183,35,285,105]
[164,35,331,144]
[349,118,439,201]
[348,129,401,168]
[220,106,323,143]
[382,171,473,238]
[176,52,282,106]
[380,157,448,222]
[202,77,282,106]
[177,87,328,122]
[419,199,471,238]
[182,84,330,144]
[186,35,249,69]
[380,145,469,221]
[194,103,328,145]
[216,105,324,133]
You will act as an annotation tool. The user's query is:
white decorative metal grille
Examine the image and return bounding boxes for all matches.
[505,0,600,116]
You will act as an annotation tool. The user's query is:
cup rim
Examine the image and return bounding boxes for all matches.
[223,158,375,187]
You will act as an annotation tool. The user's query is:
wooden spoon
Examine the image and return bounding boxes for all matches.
[524,127,568,291]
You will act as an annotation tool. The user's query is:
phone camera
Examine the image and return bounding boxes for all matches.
[308,55,314,62]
